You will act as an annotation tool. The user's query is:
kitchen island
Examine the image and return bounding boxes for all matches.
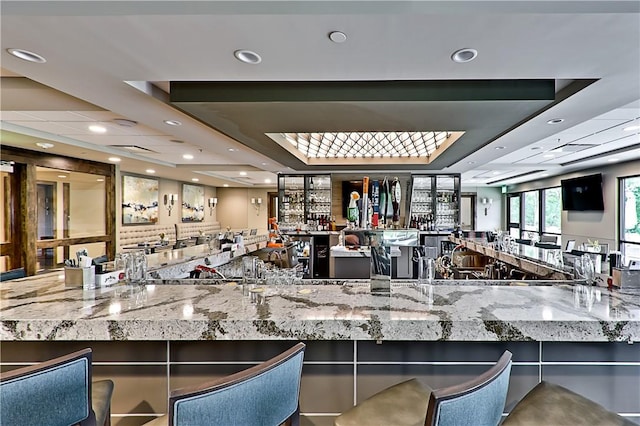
[2,274,638,425]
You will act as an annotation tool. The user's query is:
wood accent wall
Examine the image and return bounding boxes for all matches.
[2,146,116,275]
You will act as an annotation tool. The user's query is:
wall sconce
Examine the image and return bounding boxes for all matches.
[480,197,493,216]
[208,197,217,216]
[251,197,262,215]
[164,193,178,216]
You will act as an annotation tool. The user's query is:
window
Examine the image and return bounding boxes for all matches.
[523,191,539,232]
[507,187,561,243]
[620,175,640,264]
[543,187,561,234]
[508,195,520,237]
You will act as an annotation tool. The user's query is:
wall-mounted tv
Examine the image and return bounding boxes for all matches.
[561,173,604,211]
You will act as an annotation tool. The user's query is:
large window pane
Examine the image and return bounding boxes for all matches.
[509,196,520,224]
[523,191,539,231]
[621,176,640,244]
[543,187,561,234]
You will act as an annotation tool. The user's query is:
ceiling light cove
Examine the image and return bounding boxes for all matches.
[269,131,464,166]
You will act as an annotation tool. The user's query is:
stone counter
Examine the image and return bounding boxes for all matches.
[2,273,638,342]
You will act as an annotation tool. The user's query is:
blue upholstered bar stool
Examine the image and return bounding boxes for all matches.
[144,342,305,426]
[0,348,115,426]
[334,350,512,426]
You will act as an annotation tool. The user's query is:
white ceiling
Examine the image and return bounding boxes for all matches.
[1,1,639,187]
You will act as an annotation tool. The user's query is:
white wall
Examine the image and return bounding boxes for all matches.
[507,160,640,249]
[461,185,503,231]
[216,187,270,232]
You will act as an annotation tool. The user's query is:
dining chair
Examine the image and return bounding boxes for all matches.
[0,347,115,426]
[334,350,512,426]
[144,342,306,426]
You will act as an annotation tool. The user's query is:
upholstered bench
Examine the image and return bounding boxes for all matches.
[119,225,176,250]
[503,381,634,426]
[175,222,221,240]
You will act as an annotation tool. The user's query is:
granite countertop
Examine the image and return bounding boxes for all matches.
[1,273,638,342]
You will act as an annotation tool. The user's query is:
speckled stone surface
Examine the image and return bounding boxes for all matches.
[1,273,638,342]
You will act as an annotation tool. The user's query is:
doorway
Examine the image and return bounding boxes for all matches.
[37,182,56,269]
[460,194,476,230]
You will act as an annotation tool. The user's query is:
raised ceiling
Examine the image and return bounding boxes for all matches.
[1,1,639,187]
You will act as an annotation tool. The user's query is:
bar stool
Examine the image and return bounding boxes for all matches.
[502,381,635,426]
[0,348,114,426]
[144,342,306,426]
[334,351,512,426]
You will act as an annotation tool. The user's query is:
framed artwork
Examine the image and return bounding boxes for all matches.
[182,183,205,222]
[122,175,159,224]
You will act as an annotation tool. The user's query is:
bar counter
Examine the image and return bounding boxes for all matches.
[2,274,638,342]
[2,274,639,425]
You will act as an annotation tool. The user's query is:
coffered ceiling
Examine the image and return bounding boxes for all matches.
[1,1,639,187]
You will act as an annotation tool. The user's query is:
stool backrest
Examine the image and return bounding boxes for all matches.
[169,342,306,426]
[0,348,95,426]
[426,350,512,426]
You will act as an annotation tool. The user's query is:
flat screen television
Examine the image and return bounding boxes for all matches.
[561,173,604,211]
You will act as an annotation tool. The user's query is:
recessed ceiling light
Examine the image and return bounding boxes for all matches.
[264,178,272,184]
[163,120,182,126]
[495,146,505,150]
[96,178,105,182]
[328,31,347,43]
[234,49,262,64]
[89,124,107,133]
[547,118,564,125]
[191,178,199,182]
[608,158,619,162]
[7,48,46,63]
[228,148,237,152]
[467,161,476,165]
[182,154,194,160]
[113,118,137,127]
[261,162,268,166]
[223,184,229,187]
[239,171,247,176]
[623,125,640,131]
[169,139,184,144]
[541,173,549,177]
[492,171,500,175]
[530,146,542,150]
[145,169,156,174]
[108,157,121,162]
[451,48,478,63]
[543,154,555,158]
[58,175,67,178]
[36,142,54,149]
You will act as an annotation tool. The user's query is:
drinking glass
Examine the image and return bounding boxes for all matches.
[418,258,435,285]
